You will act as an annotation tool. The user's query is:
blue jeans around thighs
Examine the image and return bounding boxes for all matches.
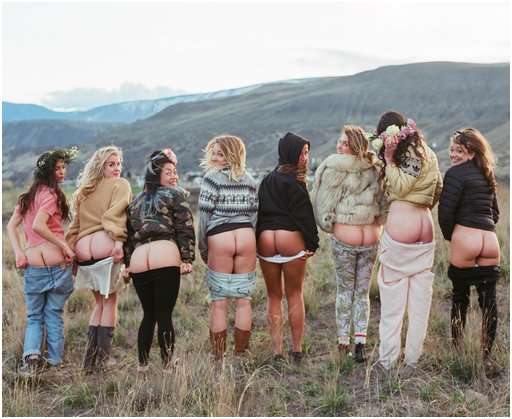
[23,263,74,365]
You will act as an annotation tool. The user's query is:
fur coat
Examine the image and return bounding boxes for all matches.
[312,153,388,233]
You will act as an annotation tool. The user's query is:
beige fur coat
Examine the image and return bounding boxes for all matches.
[312,153,388,233]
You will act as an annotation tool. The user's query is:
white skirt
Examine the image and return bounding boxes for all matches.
[75,256,124,298]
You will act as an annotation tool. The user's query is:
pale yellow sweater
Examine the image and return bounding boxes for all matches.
[66,177,132,249]
[385,145,442,209]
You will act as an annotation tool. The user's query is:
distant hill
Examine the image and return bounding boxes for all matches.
[2,84,268,123]
[3,62,509,185]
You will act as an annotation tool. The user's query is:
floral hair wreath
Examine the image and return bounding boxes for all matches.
[147,148,178,175]
[365,118,417,151]
[34,146,78,178]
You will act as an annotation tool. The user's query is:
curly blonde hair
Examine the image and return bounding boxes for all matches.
[72,146,123,207]
[342,125,377,164]
[199,134,246,181]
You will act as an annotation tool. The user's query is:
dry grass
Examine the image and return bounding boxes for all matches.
[2,189,509,416]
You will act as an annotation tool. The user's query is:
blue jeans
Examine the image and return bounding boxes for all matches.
[23,263,74,365]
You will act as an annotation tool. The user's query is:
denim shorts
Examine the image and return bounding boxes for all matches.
[206,268,256,301]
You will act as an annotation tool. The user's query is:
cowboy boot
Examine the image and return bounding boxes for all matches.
[210,329,227,361]
[82,325,98,373]
[234,327,251,356]
[96,326,115,371]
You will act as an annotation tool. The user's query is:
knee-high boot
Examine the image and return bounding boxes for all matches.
[234,327,251,356]
[477,266,499,358]
[97,326,115,371]
[83,325,98,373]
[210,329,227,360]
[448,265,472,348]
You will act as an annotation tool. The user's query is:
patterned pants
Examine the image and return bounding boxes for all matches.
[331,236,378,345]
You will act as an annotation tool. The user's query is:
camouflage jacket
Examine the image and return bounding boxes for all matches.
[124,186,195,266]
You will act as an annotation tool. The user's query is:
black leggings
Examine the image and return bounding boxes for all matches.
[449,265,499,355]
[132,266,181,366]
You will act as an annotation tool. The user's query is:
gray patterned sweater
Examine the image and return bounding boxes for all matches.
[198,168,258,260]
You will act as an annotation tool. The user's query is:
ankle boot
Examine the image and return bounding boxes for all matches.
[83,325,98,373]
[354,343,366,363]
[210,330,227,361]
[96,326,115,371]
[234,327,251,356]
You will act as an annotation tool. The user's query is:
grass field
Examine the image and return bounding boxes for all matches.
[2,186,509,417]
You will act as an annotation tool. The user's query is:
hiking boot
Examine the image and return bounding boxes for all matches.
[20,357,39,374]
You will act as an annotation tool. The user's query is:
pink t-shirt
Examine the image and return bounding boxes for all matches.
[15,186,65,249]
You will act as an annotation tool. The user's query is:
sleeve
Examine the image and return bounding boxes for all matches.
[312,160,344,233]
[102,179,132,242]
[375,181,389,226]
[249,179,259,230]
[198,176,219,260]
[123,207,136,267]
[38,189,58,216]
[288,180,319,252]
[437,169,462,241]
[492,193,499,225]
[172,190,196,263]
[65,206,81,250]
[431,170,443,209]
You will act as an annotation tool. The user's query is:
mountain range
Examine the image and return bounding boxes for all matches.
[2,62,509,185]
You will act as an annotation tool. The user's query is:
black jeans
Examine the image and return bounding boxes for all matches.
[132,266,181,366]
[451,280,498,355]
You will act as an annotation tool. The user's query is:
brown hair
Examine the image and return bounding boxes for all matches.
[376,110,425,181]
[452,128,497,193]
[342,125,377,164]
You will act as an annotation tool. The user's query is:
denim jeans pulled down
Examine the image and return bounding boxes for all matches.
[23,263,74,365]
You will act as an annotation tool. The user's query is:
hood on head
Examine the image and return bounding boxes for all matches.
[278,132,310,165]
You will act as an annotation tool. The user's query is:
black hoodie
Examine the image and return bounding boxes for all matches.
[256,132,319,252]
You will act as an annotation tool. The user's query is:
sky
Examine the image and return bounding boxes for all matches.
[2,0,510,111]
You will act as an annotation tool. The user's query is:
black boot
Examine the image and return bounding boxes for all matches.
[476,268,499,359]
[354,343,366,363]
[96,326,115,372]
[448,265,472,350]
[82,325,98,373]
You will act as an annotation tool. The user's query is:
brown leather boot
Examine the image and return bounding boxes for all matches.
[82,325,98,373]
[234,327,251,356]
[210,329,227,360]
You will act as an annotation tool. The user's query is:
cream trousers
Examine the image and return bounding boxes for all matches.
[377,231,435,369]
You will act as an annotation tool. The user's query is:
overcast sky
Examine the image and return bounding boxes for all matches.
[2,0,510,110]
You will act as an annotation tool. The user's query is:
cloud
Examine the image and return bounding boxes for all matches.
[41,82,188,111]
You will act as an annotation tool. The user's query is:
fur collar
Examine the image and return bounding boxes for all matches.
[319,153,379,173]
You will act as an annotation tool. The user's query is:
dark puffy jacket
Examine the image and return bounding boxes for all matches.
[438,160,499,241]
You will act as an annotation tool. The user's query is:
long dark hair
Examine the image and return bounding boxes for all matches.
[18,152,71,220]
[142,149,177,216]
[376,110,425,182]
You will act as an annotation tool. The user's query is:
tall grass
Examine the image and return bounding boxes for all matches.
[2,189,509,416]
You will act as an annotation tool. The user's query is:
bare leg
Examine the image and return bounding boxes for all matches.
[283,258,307,353]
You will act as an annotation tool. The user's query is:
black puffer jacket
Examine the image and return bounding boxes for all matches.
[438,160,499,241]
[257,132,319,252]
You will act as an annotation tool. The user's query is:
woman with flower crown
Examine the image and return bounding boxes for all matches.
[198,135,258,360]
[7,147,77,373]
[438,129,500,359]
[124,149,195,373]
[368,111,442,372]
[312,125,387,363]
[66,146,132,373]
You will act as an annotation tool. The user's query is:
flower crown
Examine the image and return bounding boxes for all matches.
[34,146,78,178]
[365,118,417,150]
[159,148,177,165]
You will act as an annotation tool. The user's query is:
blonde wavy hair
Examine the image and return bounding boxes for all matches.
[342,125,377,164]
[200,134,246,181]
[72,146,123,207]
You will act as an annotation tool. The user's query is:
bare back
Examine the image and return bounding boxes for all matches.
[385,201,434,244]
[26,242,66,267]
[208,228,256,274]
[332,222,381,246]
[129,240,181,273]
[450,225,500,267]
